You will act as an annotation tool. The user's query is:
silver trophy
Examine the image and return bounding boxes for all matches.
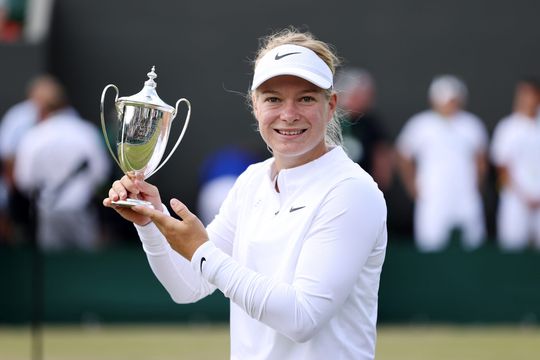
[100,66,191,207]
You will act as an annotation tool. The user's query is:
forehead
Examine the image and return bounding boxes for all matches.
[517,82,540,94]
[257,75,323,93]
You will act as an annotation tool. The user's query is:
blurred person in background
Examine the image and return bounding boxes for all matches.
[491,77,540,251]
[335,67,393,192]
[13,75,110,251]
[0,0,6,37]
[0,0,22,42]
[396,75,488,252]
[196,145,260,226]
[0,75,61,242]
[104,28,387,359]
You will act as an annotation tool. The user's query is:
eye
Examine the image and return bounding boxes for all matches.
[264,96,280,103]
[300,96,316,103]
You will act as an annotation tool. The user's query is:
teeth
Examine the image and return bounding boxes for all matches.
[278,129,304,135]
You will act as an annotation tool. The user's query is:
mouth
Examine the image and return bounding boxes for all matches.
[274,129,307,136]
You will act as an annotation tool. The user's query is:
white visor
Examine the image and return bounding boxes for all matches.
[251,44,333,90]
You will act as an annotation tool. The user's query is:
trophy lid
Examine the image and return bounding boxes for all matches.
[117,66,175,113]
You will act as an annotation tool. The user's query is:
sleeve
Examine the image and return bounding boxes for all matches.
[396,116,420,159]
[190,178,387,342]
[135,205,218,303]
[135,167,245,303]
[472,115,489,153]
[13,131,38,194]
[0,109,15,158]
[490,120,512,166]
[0,104,25,159]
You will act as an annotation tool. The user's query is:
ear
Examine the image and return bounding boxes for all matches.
[251,92,259,116]
[327,92,337,123]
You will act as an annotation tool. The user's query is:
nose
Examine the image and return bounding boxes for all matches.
[280,100,300,123]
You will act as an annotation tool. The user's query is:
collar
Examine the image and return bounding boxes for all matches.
[267,146,346,199]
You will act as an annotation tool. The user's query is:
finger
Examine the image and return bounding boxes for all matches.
[108,186,121,201]
[103,197,112,207]
[119,175,140,195]
[170,198,195,222]
[111,180,128,200]
[132,204,167,224]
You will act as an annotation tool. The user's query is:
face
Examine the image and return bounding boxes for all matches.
[514,83,540,114]
[252,75,337,170]
[340,85,374,116]
[432,97,462,117]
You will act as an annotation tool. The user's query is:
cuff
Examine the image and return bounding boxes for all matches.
[190,241,229,282]
[134,204,170,255]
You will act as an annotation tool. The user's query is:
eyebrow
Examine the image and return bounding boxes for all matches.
[260,88,321,95]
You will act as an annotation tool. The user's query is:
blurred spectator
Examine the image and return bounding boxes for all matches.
[0,0,6,36]
[0,75,60,242]
[0,0,23,42]
[13,75,110,251]
[396,75,488,252]
[335,68,393,191]
[491,77,540,251]
[197,145,260,225]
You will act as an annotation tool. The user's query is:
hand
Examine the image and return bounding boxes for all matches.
[132,198,208,261]
[103,175,163,226]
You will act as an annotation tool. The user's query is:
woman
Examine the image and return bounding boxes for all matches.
[104,29,387,360]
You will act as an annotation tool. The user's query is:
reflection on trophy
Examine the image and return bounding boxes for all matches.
[100,66,191,207]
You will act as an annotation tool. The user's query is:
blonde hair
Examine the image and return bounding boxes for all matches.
[250,28,343,147]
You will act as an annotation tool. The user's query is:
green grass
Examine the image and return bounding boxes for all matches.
[376,325,540,360]
[1,324,539,360]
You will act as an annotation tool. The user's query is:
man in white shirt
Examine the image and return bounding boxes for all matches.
[14,76,110,251]
[396,75,488,252]
[0,75,65,241]
[491,77,540,251]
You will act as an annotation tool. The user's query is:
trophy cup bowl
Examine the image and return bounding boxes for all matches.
[100,66,191,207]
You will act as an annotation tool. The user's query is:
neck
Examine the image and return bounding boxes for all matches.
[272,144,329,176]
[516,107,537,119]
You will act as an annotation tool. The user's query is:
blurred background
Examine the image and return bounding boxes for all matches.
[1,0,540,358]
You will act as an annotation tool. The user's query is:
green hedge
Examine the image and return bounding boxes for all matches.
[1,243,539,324]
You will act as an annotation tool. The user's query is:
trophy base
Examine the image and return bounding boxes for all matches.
[112,198,154,209]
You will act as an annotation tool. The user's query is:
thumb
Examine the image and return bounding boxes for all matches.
[170,198,194,221]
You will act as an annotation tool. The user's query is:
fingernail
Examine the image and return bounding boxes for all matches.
[170,198,180,207]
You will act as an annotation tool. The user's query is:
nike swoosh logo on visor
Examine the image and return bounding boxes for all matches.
[275,52,301,60]
[289,206,306,213]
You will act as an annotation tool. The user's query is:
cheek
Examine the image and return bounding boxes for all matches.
[256,113,269,129]
[319,106,333,127]
[255,113,273,139]
[256,107,277,127]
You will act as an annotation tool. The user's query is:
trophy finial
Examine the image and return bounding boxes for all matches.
[145,66,158,88]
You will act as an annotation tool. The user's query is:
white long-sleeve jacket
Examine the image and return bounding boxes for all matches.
[136,146,387,360]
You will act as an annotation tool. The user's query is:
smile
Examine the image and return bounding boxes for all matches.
[275,129,307,136]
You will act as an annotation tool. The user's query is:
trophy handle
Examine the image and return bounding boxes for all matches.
[100,84,122,169]
[147,98,191,178]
